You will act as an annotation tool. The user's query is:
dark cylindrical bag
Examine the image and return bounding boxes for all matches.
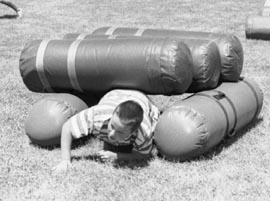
[92,26,244,82]
[63,33,222,92]
[246,16,270,40]
[19,38,193,95]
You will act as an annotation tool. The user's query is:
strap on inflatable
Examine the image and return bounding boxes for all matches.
[241,78,260,122]
[36,39,54,92]
[196,91,237,137]
[213,90,238,137]
[67,40,84,93]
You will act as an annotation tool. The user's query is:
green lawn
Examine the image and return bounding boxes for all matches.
[0,0,269,200]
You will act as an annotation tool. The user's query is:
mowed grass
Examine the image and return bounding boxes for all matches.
[0,0,270,200]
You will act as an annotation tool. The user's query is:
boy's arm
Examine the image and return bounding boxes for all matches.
[60,120,73,162]
[117,151,151,160]
[52,120,73,173]
[97,150,151,162]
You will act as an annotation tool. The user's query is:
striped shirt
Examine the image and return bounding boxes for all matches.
[69,89,160,155]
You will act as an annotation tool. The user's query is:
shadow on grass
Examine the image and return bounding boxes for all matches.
[30,134,94,150]
[200,117,264,161]
[71,154,151,170]
[0,14,18,19]
[157,117,263,163]
[33,135,151,169]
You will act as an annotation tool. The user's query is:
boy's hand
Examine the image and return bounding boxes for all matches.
[97,150,117,163]
[52,160,72,174]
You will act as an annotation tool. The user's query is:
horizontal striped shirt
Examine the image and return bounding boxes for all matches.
[69,89,160,155]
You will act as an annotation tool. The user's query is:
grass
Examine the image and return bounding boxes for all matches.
[0,0,270,200]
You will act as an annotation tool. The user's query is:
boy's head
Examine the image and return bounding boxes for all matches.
[107,100,144,142]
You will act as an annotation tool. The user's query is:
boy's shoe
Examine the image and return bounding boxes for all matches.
[16,8,22,19]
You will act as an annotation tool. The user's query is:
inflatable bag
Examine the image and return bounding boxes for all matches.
[154,78,263,161]
[92,26,244,82]
[19,38,193,95]
[63,33,221,92]
[182,39,221,92]
[25,93,88,146]
[246,16,270,40]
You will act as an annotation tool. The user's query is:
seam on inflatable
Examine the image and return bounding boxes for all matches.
[159,38,178,93]
[196,93,229,137]
[146,38,160,93]
[44,98,75,119]
[67,40,84,93]
[36,39,54,92]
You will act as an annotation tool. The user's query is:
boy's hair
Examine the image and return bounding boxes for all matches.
[114,100,144,132]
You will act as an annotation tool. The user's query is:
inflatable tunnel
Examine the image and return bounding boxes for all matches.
[154,77,263,161]
[19,38,193,95]
[63,33,221,93]
[92,26,244,82]
[246,16,270,40]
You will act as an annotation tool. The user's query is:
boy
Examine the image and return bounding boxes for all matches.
[53,89,160,173]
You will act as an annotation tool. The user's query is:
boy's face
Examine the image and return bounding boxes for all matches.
[107,112,135,143]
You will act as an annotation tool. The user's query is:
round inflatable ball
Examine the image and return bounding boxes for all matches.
[25,93,88,146]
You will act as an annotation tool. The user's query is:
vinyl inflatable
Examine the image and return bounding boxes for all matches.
[25,93,88,146]
[63,33,221,92]
[92,26,244,82]
[19,38,193,95]
[246,16,270,40]
[154,78,263,161]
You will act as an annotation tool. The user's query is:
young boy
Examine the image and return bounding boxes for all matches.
[53,89,160,173]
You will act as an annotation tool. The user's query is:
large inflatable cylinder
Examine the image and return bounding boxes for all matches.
[246,16,270,40]
[63,33,221,92]
[25,94,88,146]
[92,26,244,82]
[154,78,263,161]
[19,38,193,95]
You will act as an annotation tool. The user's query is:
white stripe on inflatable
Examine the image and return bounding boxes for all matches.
[67,40,84,92]
[264,0,270,7]
[36,39,54,92]
[262,0,270,16]
[134,28,145,36]
[104,27,117,35]
[76,33,88,40]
